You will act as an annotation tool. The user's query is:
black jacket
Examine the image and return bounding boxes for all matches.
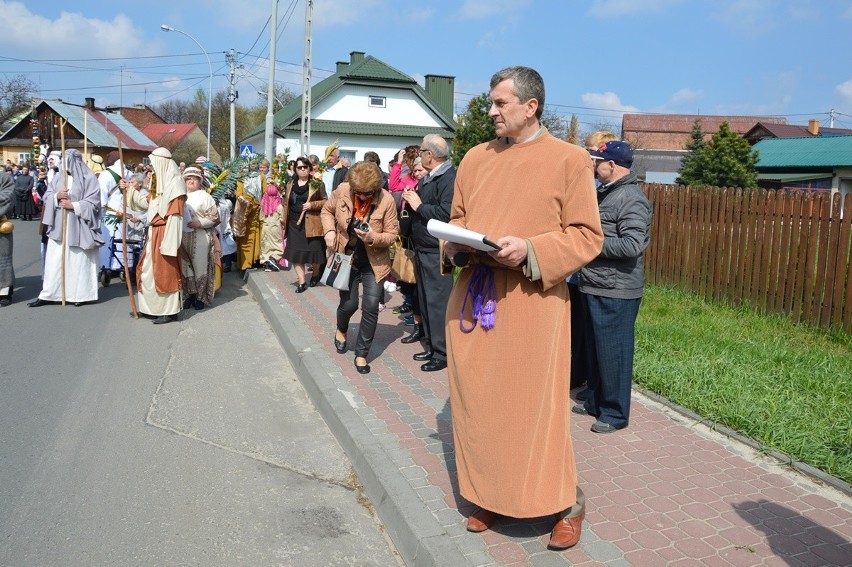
[410,161,455,252]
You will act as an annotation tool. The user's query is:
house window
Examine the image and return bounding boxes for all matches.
[368,95,386,108]
[17,152,32,164]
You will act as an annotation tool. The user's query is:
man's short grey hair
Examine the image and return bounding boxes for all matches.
[490,66,545,120]
[130,172,146,186]
[421,134,449,160]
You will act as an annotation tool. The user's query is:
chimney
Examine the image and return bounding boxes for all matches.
[424,75,455,120]
[85,97,95,110]
[349,51,365,64]
[335,61,349,74]
[808,119,819,135]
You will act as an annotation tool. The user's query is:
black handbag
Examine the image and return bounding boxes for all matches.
[398,206,412,237]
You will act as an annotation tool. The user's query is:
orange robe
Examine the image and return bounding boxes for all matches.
[447,131,603,518]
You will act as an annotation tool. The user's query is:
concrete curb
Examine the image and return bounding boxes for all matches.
[248,274,468,567]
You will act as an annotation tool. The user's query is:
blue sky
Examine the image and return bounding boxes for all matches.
[3,0,852,132]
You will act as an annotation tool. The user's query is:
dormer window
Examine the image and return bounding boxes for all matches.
[368,95,386,108]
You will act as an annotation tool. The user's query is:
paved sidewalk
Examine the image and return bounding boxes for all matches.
[247,271,852,567]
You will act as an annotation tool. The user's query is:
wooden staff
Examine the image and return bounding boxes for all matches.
[59,118,68,306]
[117,138,138,318]
[83,109,88,162]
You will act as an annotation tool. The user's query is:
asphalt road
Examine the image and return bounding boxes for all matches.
[0,219,401,566]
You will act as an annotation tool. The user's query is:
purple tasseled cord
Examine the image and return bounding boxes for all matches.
[459,264,497,332]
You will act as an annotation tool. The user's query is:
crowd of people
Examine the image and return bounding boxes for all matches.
[0,63,654,553]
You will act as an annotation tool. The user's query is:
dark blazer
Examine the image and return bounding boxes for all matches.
[14,173,34,201]
[410,161,456,252]
[332,166,348,190]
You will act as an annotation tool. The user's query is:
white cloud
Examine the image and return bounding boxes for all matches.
[408,9,433,23]
[162,77,184,90]
[586,0,681,18]
[836,79,852,102]
[711,0,777,34]
[0,2,147,59]
[581,92,639,113]
[668,87,704,107]
[458,0,531,20]
[477,29,504,50]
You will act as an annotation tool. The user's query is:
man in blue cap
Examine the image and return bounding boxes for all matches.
[572,140,652,433]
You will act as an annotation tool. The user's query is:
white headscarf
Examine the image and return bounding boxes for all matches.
[149,147,186,218]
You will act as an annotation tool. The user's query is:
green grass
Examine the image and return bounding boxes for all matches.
[635,285,852,485]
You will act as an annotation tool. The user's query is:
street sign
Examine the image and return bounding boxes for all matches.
[239,144,253,157]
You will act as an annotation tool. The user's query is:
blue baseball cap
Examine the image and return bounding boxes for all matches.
[589,141,634,168]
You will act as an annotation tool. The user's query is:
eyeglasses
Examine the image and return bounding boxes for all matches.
[419,149,432,155]
[295,165,309,170]
[354,190,375,196]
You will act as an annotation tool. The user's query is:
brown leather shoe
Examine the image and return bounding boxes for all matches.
[548,510,584,550]
[465,507,497,533]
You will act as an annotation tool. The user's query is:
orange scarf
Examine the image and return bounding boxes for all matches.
[354,195,371,220]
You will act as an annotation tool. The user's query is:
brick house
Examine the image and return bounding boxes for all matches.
[621,113,786,184]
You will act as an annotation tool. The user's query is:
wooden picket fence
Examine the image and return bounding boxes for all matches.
[642,184,852,332]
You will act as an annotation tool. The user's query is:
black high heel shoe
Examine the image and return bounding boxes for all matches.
[309,274,322,287]
[295,282,307,293]
[354,358,371,374]
[334,332,347,354]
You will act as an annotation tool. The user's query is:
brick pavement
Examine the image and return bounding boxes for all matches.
[250,271,852,567]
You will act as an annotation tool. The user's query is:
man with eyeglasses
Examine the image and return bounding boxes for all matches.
[321,143,348,191]
[442,66,603,550]
[400,134,455,372]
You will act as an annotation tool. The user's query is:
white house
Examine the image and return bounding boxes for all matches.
[240,51,457,167]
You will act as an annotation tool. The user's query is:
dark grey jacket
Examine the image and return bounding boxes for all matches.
[578,172,652,299]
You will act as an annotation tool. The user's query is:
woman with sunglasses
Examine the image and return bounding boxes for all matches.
[282,156,328,291]
[321,161,399,374]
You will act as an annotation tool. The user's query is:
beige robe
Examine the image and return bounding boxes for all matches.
[260,204,284,263]
[447,131,604,518]
[181,190,220,305]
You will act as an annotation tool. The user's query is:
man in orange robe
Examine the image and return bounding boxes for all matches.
[444,66,603,550]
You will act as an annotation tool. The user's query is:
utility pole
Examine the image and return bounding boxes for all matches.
[227,48,237,160]
[264,0,277,159]
[300,0,314,157]
[829,108,837,128]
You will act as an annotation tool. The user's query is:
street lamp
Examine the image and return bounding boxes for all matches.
[257,90,286,110]
[161,24,212,159]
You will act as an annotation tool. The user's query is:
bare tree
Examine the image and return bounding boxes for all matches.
[153,98,194,124]
[0,75,37,123]
[255,82,297,113]
[541,109,568,140]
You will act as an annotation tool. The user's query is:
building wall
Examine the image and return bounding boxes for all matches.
[832,167,852,200]
[315,85,442,128]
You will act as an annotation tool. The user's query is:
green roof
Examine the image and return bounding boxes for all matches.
[279,119,453,139]
[242,54,455,141]
[753,135,852,168]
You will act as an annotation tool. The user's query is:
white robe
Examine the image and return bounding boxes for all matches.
[39,239,99,303]
[39,175,100,303]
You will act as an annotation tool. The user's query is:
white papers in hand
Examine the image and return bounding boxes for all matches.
[426,219,500,251]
